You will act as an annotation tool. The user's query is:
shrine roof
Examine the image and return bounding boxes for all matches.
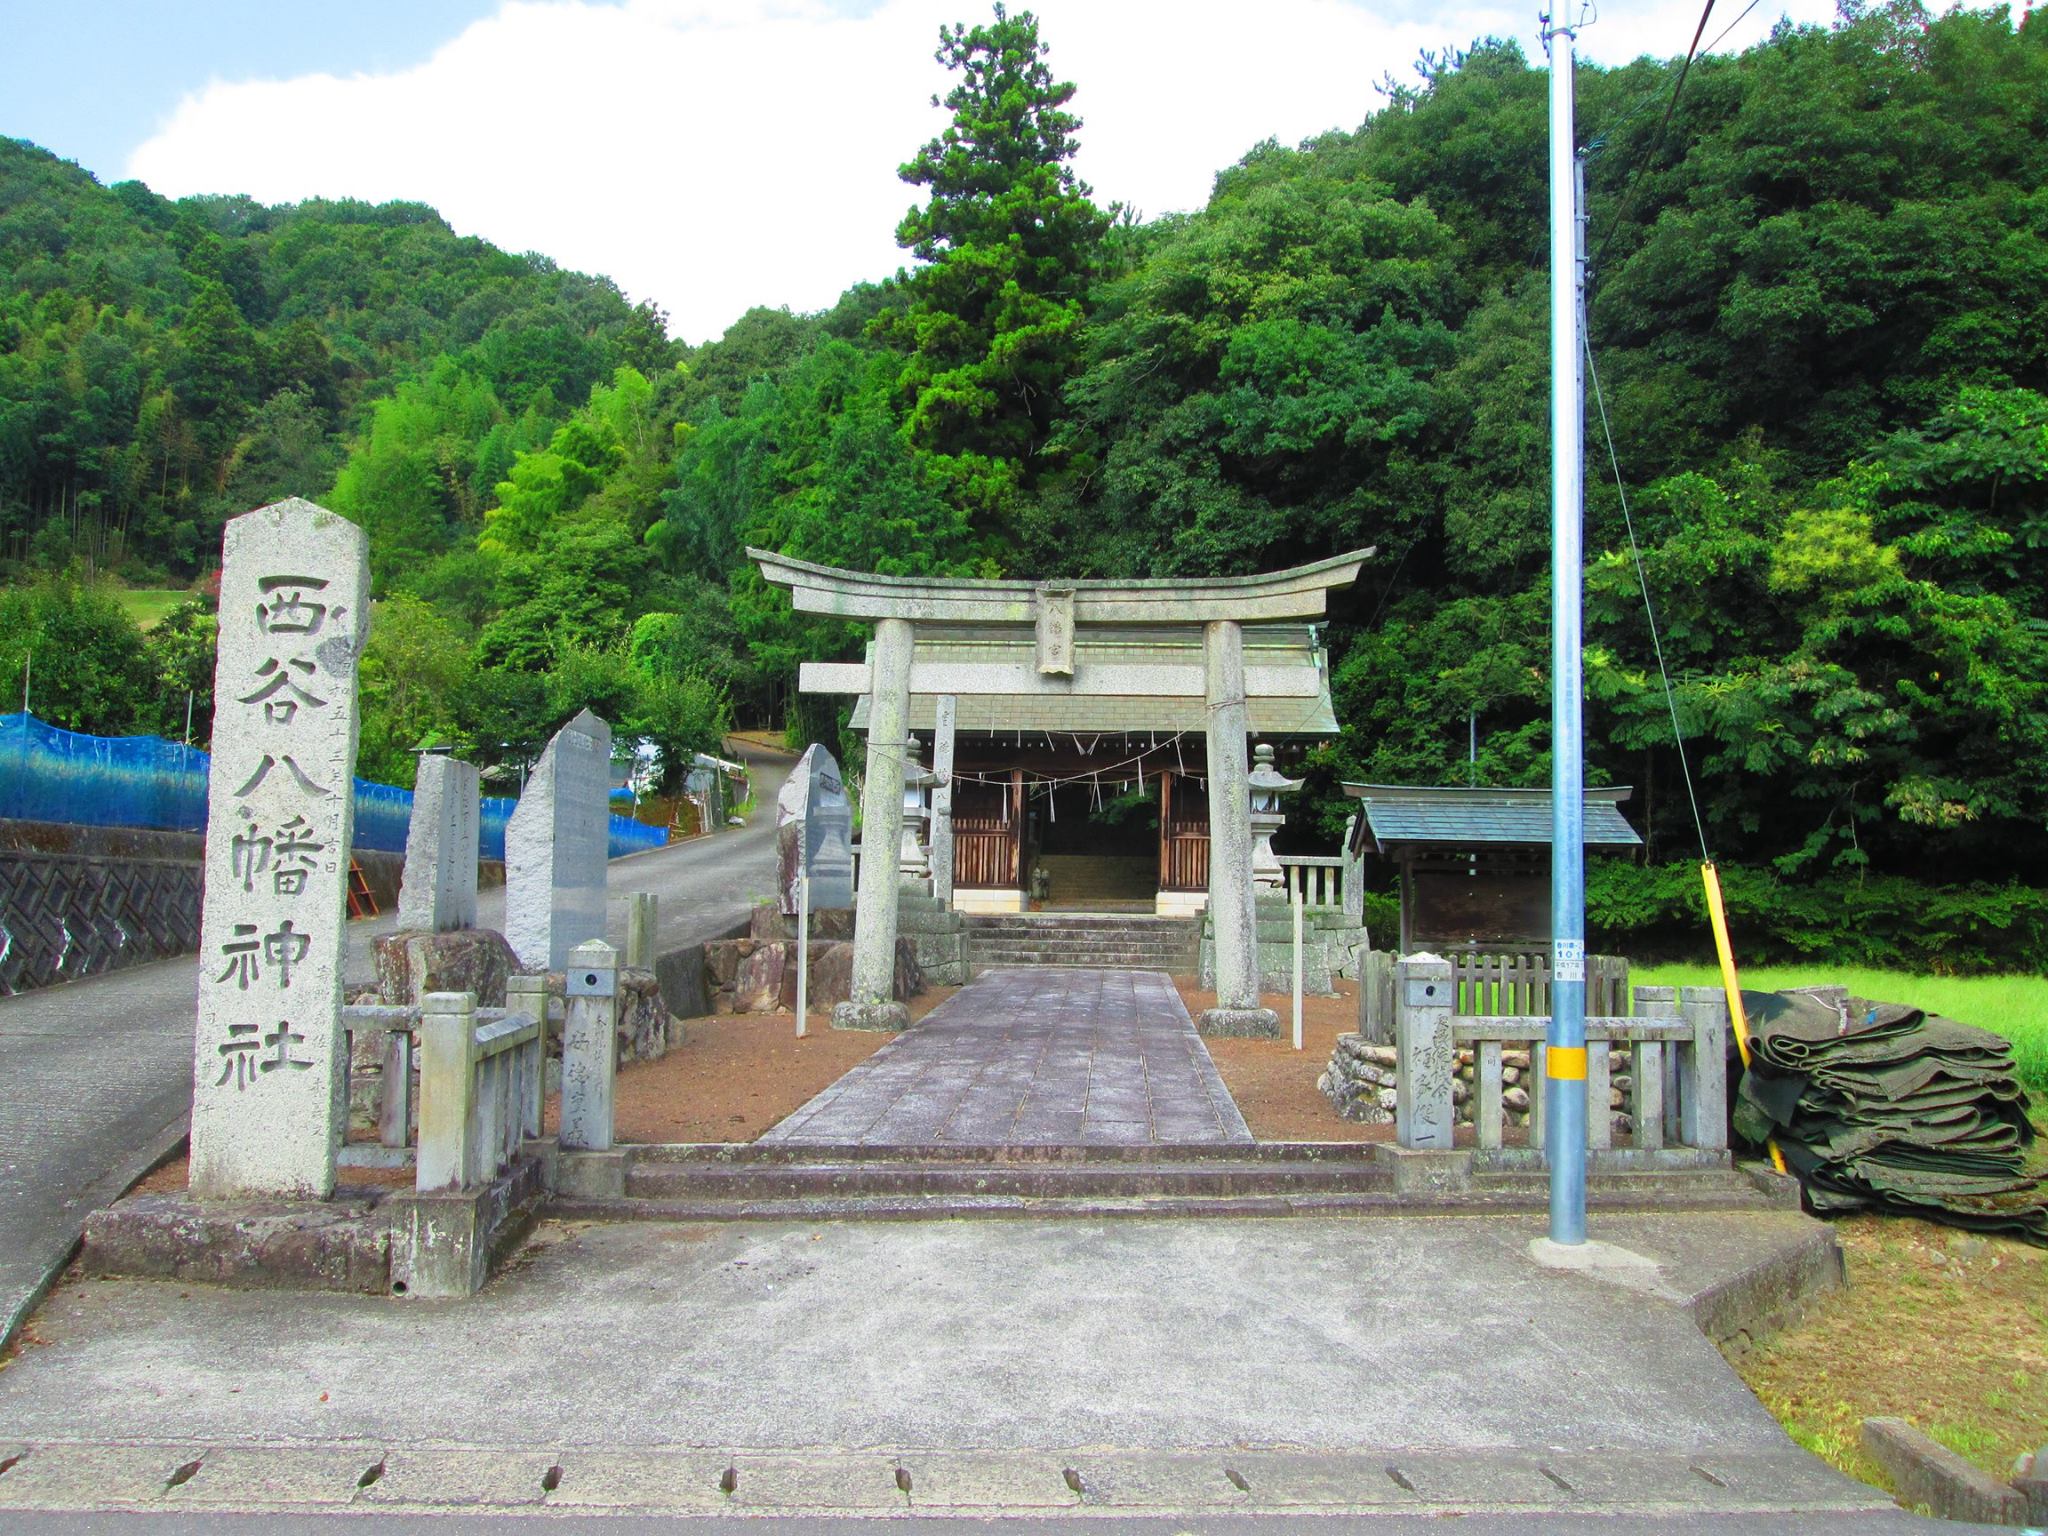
[1342,784,1642,852]
[847,623,1338,737]
[749,547,1372,624]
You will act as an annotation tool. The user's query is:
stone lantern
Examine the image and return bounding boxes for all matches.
[1247,741,1302,891]
[899,737,935,882]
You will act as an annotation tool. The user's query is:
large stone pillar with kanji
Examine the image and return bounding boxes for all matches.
[189,498,370,1200]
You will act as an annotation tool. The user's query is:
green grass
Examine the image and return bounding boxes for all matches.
[1637,962,2048,1092]
[112,587,192,631]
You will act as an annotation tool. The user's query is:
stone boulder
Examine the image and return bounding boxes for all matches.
[701,936,923,1014]
[373,928,519,1008]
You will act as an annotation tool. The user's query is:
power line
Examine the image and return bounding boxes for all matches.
[1590,0,1717,275]
[1703,0,1766,57]
[1580,331,1711,864]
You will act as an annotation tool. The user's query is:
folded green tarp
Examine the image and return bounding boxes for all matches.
[1734,987,2046,1245]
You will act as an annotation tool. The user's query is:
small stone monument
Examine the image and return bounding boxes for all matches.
[189,498,370,1201]
[506,709,611,971]
[397,753,480,933]
[776,744,855,915]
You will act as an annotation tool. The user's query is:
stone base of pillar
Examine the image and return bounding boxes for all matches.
[832,1000,911,1032]
[1374,1144,1474,1196]
[1195,1006,1280,1039]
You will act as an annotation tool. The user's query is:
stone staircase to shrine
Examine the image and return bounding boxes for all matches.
[552,1142,1787,1223]
[964,912,1199,973]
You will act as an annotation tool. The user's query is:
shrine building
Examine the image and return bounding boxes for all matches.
[752,546,1372,1037]
[829,621,1339,917]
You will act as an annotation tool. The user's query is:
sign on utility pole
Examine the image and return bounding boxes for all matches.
[1544,5,1590,1246]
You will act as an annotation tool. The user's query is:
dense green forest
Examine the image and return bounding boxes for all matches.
[3,1,2045,967]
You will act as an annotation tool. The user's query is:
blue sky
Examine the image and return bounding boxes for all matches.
[3,0,1840,342]
[1,1,505,183]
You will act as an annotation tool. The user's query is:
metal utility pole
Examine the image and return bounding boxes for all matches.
[1544,6,1590,1246]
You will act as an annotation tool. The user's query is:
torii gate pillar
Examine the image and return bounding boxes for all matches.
[1201,619,1278,1037]
[837,616,915,1030]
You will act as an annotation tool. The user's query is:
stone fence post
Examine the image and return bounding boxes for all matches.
[417,991,478,1192]
[624,892,658,969]
[505,971,550,1138]
[1679,985,1731,1152]
[561,939,619,1152]
[1395,954,1455,1150]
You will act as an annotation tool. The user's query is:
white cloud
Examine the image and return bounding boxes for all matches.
[126,0,1837,343]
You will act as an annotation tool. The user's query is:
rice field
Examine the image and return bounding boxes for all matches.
[1635,963,2048,1094]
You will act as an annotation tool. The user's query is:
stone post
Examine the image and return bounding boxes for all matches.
[930,693,957,907]
[416,990,478,1192]
[506,970,549,1138]
[624,892,657,969]
[1679,985,1730,1152]
[1632,984,1676,1153]
[837,616,913,1030]
[1395,954,1456,1150]
[561,940,618,1152]
[396,753,479,933]
[1196,618,1277,1037]
[1342,814,1365,928]
[506,710,611,972]
[189,498,369,1201]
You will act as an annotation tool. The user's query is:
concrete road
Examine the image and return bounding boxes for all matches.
[0,1512,1998,1534]
[0,1212,1927,1526]
[0,743,791,1352]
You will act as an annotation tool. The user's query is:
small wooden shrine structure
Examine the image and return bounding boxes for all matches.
[1343,784,1641,952]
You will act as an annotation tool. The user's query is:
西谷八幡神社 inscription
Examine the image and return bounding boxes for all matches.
[189,499,370,1201]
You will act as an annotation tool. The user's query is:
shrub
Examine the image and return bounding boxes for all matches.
[1587,861,2048,975]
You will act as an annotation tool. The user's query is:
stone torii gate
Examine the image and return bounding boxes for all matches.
[752,547,1370,1036]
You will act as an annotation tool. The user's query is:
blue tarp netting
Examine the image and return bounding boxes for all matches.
[0,713,666,861]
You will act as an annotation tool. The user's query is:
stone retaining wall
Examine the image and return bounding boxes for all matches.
[0,816,500,996]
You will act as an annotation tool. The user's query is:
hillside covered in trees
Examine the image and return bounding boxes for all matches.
[3,0,2045,966]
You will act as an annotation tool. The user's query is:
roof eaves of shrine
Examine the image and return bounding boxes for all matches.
[1341,783,1642,852]
[747,547,1374,624]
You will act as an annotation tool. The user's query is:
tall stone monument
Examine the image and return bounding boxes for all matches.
[189,498,370,1200]
[506,709,611,971]
[776,744,855,915]
[397,753,480,933]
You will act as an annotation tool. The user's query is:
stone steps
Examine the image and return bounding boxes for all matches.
[624,1157,1395,1202]
[965,914,1199,972]
[554,1142,1777,1222]
[972,953,1192,971]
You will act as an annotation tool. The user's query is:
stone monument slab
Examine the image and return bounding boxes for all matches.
[506,710,611,971]
[776,744,854,915]
[189,498,370,1200]
[397,754,479,933]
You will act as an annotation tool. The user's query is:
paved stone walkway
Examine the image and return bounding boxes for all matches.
[763,967,1252,1146]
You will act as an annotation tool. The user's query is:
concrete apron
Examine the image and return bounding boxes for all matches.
[0,1210,1882,1522]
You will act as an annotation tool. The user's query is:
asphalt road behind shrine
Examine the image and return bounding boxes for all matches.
[0,743,791,1352]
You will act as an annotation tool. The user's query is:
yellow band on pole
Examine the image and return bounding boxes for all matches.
[1546,1045,1588,1081]
[1701,861,1788,1176]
